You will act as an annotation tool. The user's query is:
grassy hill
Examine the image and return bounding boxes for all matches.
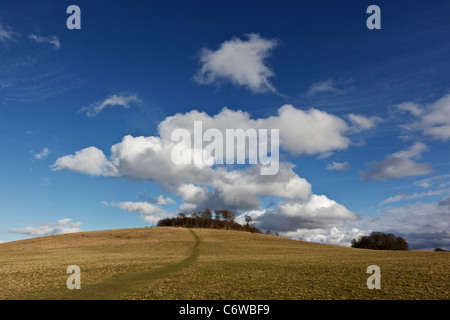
[0,227,448,300]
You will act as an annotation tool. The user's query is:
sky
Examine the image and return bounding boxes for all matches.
[1,0,449,250]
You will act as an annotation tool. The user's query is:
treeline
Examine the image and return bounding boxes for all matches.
[157,209,262,233]
[351,231,409,250]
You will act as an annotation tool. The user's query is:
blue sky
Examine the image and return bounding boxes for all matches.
[1,0,449,249]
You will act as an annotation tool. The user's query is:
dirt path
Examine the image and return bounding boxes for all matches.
[25,228,200,300]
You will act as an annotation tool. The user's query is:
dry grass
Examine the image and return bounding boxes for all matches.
[1,227,449,300]
[0,227,193,299]
[131,229,450,300]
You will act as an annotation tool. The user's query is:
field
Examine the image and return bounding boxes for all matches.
[0,227,449,300]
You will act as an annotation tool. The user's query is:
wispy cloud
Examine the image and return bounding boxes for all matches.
[0,22,16,44]
[413,174,450,189]
[397,93,450,142]
[28,33,61,50]
[361,142,431,181]
[380,189,448,205]
[34,147,50,160]
[347,113,382,133]
[306,78,352,96]
[326,161,351,171]
[193,33,280,94]
[80,94,141,117]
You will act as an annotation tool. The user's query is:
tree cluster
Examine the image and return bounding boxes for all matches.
[157,209,262,233]
[351,231,409,250]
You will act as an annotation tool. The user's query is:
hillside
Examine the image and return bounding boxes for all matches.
[0,227,448,300]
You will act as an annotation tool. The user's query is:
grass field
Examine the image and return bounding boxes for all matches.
[0,227,448,300]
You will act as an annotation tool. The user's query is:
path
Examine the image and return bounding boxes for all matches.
[25,228,200,300]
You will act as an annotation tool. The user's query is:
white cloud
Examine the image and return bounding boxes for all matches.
[396,102,423,117]
[397,93,450,141]
[307,79,340,95]
[413,174,450,189]
[109,201,170,224]
[159,105,354,156]
[347,113,382,133]
[55,105,357,181]
[249,194,357,233]
[0,22,16,44]
[283,226,363,247]
[8,219,82,237]
[176,184,209,203]
[80,94,141,117]
[51,146,119,176]
[326,161,351,171]
[360,142,431,181]
[391,141,428,159]
[155,195,175,205]
[34,147,50,160]
[306,78,352,96]
[193,33,279,94]
[53,105,365,232]
[265,105,351,155]
[28,34,61,50]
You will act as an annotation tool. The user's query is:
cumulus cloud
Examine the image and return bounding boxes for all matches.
[107,201,170,224]
[80,94,141,117]
[247,194,357,233]
[154,195,175,205]
[326,161,351,171]
[281,196,450,250]
[34,147,50,160]
[51,146,119,176]
[8,219,82,237]
[397,93,450,141]
[266,105,350,155]
[176,184,209,203]
[283,226,363,247]
[360,142,431,181]
[159,105,353,156]
[55,105,358,180]
[53,105,368,230]
[193,33,279,94]
[28,34,61,50]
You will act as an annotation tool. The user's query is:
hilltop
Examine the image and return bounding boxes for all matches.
[0,227,448,300]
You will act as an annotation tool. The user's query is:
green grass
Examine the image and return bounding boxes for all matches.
[0,227,448,300]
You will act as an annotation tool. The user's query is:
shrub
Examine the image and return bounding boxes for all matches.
[351,232,408,250]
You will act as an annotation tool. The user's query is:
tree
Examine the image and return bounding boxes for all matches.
[244,215,253,225]
[220,209,235,223]
[157,210,262,234]
[201,208,213,220]
[351,232,408,250]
